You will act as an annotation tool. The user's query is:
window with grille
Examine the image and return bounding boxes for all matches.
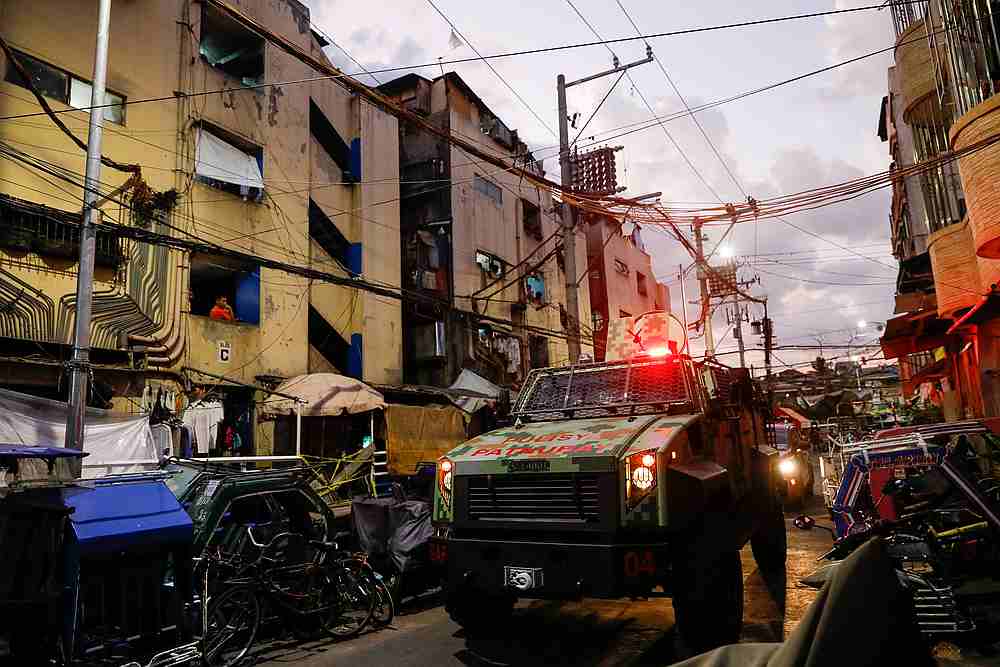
[0,194,124,268]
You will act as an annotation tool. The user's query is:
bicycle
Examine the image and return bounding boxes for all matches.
[202,527,376,666]
[341,550,395,628]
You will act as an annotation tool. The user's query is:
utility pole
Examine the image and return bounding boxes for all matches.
[730,292,746,368]
[558,49,653,363]
[65,0,112,475]
[763,300,774,386]
[692,218,715,357]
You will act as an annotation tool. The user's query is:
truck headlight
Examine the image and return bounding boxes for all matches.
[438,458,453,500]
[779,458,797,477]
[626,449,658,508]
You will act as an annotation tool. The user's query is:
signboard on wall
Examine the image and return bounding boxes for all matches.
[218,341,231,364]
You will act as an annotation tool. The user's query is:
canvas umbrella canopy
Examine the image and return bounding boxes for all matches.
[260,373,385,418]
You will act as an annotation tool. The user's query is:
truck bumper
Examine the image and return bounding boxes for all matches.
[446,537,670,599]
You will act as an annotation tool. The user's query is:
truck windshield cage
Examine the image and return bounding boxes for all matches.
[513,356,698,422]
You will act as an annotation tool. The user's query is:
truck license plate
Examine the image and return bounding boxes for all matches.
[505,566,544,591]
[505,460,551,473]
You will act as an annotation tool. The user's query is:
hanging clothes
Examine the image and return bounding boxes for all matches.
[505,337,522,374]
[183,400,225,454]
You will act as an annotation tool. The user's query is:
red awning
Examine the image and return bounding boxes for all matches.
[880,310,951,360]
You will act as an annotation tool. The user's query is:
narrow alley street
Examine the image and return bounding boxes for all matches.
[251,503,833,667]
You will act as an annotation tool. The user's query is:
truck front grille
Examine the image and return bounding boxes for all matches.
[466,473,602,524]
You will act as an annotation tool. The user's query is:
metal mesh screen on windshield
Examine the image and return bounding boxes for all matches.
[514,357,692,420]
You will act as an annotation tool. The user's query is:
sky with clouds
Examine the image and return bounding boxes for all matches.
[303,0,899,372]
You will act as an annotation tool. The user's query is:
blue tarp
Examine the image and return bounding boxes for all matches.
[63,477,192,556]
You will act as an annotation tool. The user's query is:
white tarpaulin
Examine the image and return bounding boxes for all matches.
[194,127,264,190]
[449,369,501,414]
[0,388,158,478]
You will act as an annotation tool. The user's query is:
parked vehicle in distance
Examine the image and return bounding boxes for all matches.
[431,312,786,651]
[774,421,815,507]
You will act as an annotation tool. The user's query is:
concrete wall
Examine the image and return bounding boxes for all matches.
[0,1,401,435]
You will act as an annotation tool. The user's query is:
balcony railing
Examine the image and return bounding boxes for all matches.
[890,0,930,38]
[0,194,125,269]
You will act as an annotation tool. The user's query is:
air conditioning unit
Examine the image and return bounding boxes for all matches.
[414,321,446,360]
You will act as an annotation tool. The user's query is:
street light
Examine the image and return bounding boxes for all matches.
[719,245,734,259]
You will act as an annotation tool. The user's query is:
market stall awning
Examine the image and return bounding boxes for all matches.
[880,309,951,360]
[259,373,384,418]
[775,406,811,428]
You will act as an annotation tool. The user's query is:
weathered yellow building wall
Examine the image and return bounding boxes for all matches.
[0,0,401,451]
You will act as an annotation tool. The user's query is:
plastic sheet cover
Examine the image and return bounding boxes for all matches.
[0,388,158,478]
[352,497,432,573]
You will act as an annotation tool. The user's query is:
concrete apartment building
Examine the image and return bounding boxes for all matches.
[880,1,1000,420]
[584,214,669,360]
[379,72,593,389]
[0,0,401,451]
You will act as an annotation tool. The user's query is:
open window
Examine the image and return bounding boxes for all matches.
[189,252,260,325]
[637,271,648,296]
[194,125,264,200]
[475,250,505,280]
[4,49,125,124]
[199,3,265,86]
[522,199,542,241]
[525,273,545,304]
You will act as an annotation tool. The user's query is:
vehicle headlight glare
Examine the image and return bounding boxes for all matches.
[632,465,654,490]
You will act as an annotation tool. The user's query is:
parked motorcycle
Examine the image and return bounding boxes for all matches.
[796,432,1000,645]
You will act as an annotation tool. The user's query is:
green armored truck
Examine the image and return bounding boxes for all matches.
[430,312,786,650]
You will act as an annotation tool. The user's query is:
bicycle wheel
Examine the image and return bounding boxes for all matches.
[320,562,376,638]
[204,585,260,667]
[367,570,395,627]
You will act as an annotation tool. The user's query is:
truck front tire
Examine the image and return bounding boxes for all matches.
[750,502,787,575]
[672,548,743,652]
[445,587,514,634]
